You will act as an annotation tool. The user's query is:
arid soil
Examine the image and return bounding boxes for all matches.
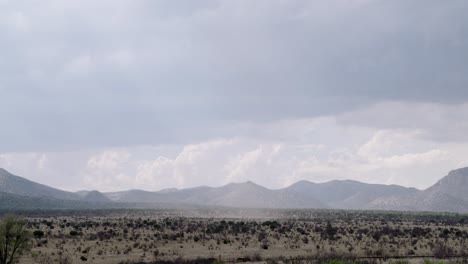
[16,209,468,264]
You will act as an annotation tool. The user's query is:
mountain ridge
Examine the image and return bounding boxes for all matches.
[1,167,468,212]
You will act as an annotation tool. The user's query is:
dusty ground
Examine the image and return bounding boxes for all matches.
[14,209,468,264]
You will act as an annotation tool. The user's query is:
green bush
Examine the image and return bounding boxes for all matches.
[0,214,32,264]
[33,230,44,238]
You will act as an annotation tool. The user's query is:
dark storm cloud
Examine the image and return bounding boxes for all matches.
[1,0,468,151]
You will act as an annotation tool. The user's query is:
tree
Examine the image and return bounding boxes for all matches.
[0,214,32,264]
[325,221,337,240]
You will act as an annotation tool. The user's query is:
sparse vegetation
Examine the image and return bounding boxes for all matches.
[2,209,467,264]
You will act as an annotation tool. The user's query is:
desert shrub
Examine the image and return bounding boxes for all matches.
[258,231,267,241]
[31,252,53,264]
[33,230,45,238]
[236,256,251,262]
[57,254,73,264]
[261,239,269,250]
[251,252,262,261]
[432,243,454,258]
[324,222,337,240]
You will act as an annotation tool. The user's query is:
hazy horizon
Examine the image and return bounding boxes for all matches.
[0,166,459,193]
[1,166,447,193]
[1,0,468,192]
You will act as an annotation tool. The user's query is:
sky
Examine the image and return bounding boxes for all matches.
[1,0,468,192]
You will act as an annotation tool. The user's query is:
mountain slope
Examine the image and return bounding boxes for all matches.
[201,181,326,208]
[0,168,81,201]
[106,179,418,210]
[282,180,419,210]
[105,168,468,211]
[0,192,120,210]
[106,181,327,208]
[76,190,112,202]
[2,167,468,212]
[416,167,468,212]
[369,167,468,212]
[425,167,468,202]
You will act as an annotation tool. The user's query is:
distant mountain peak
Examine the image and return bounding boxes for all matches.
[436,167,468,187]
[286,180,316,189]
[158,188,178,193]
[224,180,259,187]
[295,180,315,184]
[244,180,260,186]
[227,180,267,190]
[82,190,111,202]
[449,166,468,174]
[0,168,11,175]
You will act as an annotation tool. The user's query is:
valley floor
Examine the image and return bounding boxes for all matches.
[14,209,468,264]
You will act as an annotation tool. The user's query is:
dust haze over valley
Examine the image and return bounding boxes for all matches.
[1,0,468,263]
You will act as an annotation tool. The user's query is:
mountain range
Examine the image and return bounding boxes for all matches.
[1,167,468,213]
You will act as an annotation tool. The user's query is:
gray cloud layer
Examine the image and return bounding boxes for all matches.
[1,0,468,152]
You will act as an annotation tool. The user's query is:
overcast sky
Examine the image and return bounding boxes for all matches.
[1,0,468,192]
